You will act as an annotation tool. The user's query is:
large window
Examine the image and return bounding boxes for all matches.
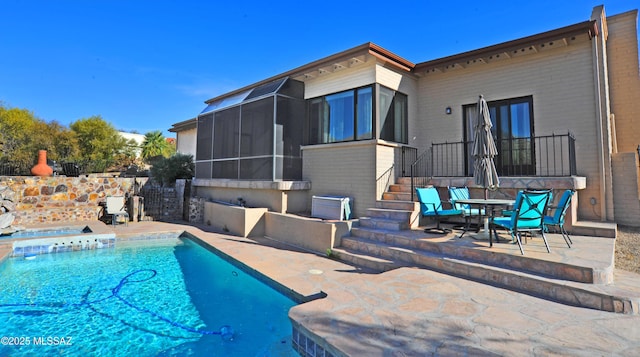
[307,85,407,145]
[308,86,372,144]
[464,96,535,175]
[379,86,408,143]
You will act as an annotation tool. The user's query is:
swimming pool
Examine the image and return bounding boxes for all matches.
[0,236,298,356]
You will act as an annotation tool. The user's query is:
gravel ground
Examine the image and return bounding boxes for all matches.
[615,225,640,274]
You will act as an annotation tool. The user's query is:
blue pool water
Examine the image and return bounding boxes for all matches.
[0,226,91,239]
[0,237,298,356]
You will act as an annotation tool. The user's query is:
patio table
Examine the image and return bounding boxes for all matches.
[454,198,515,247]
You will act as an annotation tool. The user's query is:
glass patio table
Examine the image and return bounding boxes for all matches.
[454,198,515,247]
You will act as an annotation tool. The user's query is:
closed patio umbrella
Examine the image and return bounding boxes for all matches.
[472,95,500,238]
[472,95,500,199]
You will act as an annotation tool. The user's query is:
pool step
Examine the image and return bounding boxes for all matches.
[337,233,640,314]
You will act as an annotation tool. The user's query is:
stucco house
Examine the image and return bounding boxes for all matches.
[118,131,146,158]
[174,5,640,234]
[169,118,197,157]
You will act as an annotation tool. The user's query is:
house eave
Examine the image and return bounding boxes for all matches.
[414,20,598,74]
[204,43,414,105]
[169,118,197,132]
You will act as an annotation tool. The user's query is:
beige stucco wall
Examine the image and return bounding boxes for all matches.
[416,33,608,221]
[607,10,640,154]
[265,212,349,255]
[176,127,197,157]
[193,179,310,213]
[304,60,376,99]
[611,152,640,226]
[302,141,377,218]
[203,201,267,237]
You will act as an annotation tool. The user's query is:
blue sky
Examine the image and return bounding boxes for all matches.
[1,1,637,137]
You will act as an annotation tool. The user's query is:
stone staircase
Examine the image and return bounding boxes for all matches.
[332,178,640,314]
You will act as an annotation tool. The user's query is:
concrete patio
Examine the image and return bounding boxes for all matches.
[1,220,640,356]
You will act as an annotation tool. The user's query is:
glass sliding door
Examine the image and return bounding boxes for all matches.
[464,96,535,176]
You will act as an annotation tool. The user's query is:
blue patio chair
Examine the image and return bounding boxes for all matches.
[491,189,552,255]
[502,189,552,217]
[416,187,463,233]
[448,186,484,234]
[543,189,575,247]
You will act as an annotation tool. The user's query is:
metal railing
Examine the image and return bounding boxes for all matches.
[410,132,577,200]
[0,158,122,177]
[376,165,394,200]
[410,149,433,201]
[401,146,417,177]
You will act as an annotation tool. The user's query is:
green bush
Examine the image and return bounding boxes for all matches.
[150,153,194,186]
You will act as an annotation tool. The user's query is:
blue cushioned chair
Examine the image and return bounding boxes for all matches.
[448,186,485,216]
[544,189,575,247]
[502,189,552,217]
[501,190,523,217]
[492,189,552,255]
[448,186,484,236]
[416,187,463,233]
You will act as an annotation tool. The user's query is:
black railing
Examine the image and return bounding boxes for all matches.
[431,141,469,177]
[376,165,394,200]
[0,158,123,177]
[410,149,432,201]
[401,146,417,177]
[410,132,577,200]
[0,162,31,176]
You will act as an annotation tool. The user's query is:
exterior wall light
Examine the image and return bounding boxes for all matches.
[445,107,452,115]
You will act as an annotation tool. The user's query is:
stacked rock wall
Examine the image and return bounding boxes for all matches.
[0,176,135,225]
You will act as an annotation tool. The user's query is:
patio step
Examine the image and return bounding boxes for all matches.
[382,191,413,201]
[351,227,603,283]
[359,217,409,231]
[338,234,640,314]
[388,183,413,193]
[331,246,405,272]
[357,202,420,231]
[571,220,617,238]
[366,207,413,221]
[375,199,419,211]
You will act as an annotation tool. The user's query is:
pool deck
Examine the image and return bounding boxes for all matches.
[2,220,640,356]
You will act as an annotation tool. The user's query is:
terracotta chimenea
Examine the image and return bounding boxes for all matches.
[31,150,53,176]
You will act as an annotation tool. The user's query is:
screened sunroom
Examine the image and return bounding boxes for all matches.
[195,77,305,180]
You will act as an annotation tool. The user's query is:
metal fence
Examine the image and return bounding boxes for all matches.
[139,184,174,220]
[410,132,577,199]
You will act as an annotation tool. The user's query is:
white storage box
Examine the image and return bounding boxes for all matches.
[311,196,352,220]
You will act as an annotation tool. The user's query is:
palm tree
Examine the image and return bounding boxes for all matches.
[141,131,170,161]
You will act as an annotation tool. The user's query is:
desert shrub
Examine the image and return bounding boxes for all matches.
[150,153,194,186]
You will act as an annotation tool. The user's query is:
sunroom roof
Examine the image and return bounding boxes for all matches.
[199,78,288,115]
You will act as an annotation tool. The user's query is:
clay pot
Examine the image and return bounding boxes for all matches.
[31,150,53,176]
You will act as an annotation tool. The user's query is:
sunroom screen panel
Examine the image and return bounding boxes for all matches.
[240,98,274,157]
[213,107,240,159]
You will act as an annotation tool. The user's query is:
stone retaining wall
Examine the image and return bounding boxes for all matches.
[0,176,135,225]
